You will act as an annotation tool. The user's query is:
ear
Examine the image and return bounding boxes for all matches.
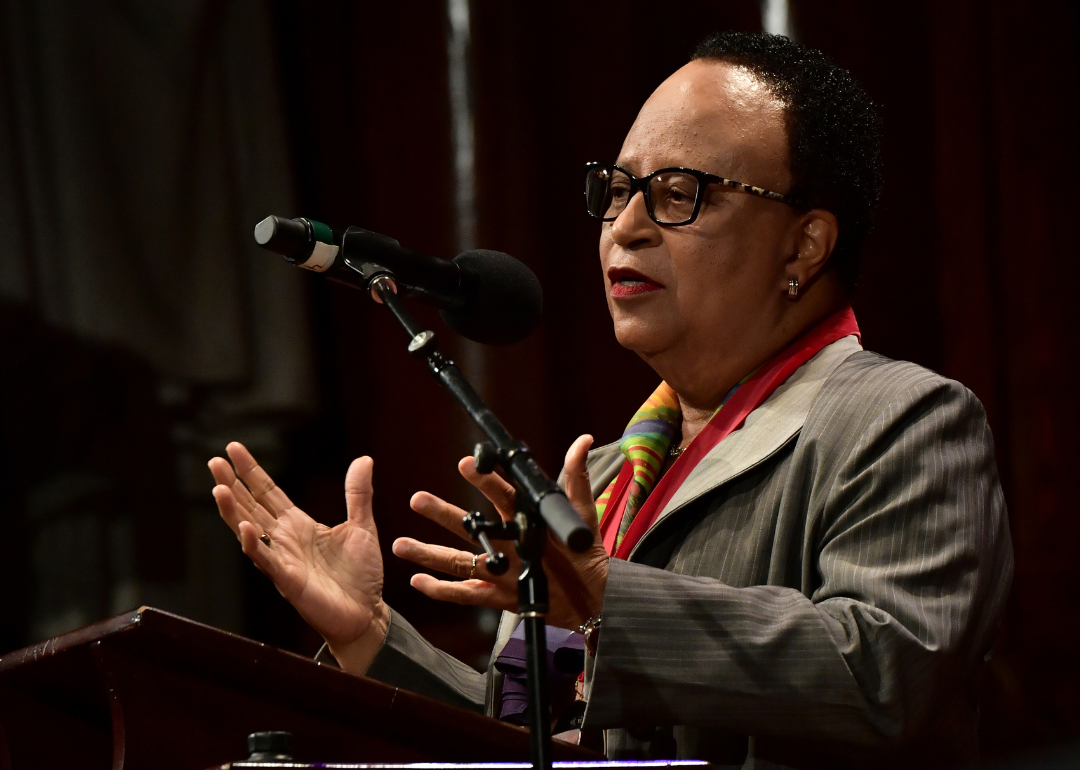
[785,208,839,290]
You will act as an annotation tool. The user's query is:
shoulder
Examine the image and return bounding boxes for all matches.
[800,350,995,478]
[808,350,987,435]
[821,349,971,403]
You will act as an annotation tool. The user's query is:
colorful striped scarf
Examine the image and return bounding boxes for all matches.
[597,375,752,551]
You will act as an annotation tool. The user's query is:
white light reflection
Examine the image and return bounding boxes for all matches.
[446,0,487,398]
[761,0,796,39]
[447,0,476,253]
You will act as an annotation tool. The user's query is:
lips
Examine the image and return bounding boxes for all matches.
[608,266,664,298]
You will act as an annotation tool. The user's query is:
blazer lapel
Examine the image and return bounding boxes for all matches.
[628,335,863,558]
[585,441,625,497]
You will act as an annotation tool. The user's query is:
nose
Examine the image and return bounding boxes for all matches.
[609,189,662,249]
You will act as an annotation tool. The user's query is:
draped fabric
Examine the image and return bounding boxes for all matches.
[0,0,313,643]
[611,383,680,548]
[599,377,751,552]
[0,0,313,414]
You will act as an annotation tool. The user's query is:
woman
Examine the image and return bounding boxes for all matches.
[210,33,1011,768]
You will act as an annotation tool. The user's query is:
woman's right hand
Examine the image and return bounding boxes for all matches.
[208,442,389,674]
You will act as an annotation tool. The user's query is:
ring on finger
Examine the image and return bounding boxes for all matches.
[468,553,478,580]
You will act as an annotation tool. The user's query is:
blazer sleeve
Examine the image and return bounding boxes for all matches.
[583,374,1013,747]
[356,608,489,713]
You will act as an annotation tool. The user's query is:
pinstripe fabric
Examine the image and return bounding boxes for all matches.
[352,343,1012,770]
[586,350,1012,768]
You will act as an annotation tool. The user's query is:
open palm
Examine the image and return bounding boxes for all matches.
[209,443,386,651]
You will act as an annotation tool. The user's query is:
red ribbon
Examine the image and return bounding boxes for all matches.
[599,305,861,559]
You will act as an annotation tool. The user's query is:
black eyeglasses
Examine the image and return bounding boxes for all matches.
[583,162,803,226]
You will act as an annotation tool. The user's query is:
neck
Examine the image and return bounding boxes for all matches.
[676,399,716,447]
[667,275,849,448]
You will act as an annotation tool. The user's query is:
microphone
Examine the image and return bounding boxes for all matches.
[254,215,542,345]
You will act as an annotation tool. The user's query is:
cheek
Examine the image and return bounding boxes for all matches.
[597,229,614,270]
[598,227,626,289]
[685,215,781,285]
[670,243,736,301]
[667,236,773,324]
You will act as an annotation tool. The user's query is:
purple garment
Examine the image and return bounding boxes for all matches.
[493,622,585,724]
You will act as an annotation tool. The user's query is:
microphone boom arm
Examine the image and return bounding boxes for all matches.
[364,268,590,770]
[365,272,592,553]
[341,227,475,312]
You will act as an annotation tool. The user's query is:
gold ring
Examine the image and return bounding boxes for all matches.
[260,532,271,547]
[468,553,478,579]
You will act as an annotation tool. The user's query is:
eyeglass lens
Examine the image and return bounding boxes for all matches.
[585,166,701,225]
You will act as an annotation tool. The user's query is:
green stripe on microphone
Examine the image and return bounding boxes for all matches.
[309,219,334,245]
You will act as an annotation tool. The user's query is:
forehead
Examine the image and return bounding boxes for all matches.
[617,60,790,187]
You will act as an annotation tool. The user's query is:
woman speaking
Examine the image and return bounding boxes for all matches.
[209,32,1012,769]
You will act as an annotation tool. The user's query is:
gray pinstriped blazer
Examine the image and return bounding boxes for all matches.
[354,337,1014,769]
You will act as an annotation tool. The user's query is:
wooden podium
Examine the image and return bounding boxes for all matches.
[0,607,599,770]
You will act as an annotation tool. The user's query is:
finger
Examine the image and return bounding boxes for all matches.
[409,492,473,541]
[458,456,517,520]
[392,537,486,579]
[209,456,261,516]
[409,573,514,611]
[344,456,375,525]
[213,483,277,537]
[237,520,291,588]
[225,442,295,517]
[563,434,600,533]
[208,456,237,487]
[213,484,243,538]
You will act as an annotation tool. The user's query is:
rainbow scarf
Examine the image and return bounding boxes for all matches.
[596,374,751,551]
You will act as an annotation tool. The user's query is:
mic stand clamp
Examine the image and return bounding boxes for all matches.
[366,272,582,770]
[461,511,515,576]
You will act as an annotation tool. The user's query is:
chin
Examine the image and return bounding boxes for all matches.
[611,320,672,359]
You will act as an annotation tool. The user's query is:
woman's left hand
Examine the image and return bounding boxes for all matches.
[392,434,609,630]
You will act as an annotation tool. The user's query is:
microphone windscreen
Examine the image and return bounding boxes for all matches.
[441,250,543,345]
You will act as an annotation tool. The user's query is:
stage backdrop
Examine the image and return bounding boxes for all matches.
[270,0,1080,757]
[0,0,1076,761]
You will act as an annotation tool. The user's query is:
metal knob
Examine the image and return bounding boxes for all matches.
[473,441,500,474]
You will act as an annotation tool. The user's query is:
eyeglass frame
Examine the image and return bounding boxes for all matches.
[583,161,805,226]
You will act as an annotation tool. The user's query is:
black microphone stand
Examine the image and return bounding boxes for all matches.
[366,273,582,770]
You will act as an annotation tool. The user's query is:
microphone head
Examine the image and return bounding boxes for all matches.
[254,215,310,260]
[441,250,543,345]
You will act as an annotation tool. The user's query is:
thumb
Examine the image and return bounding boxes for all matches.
[345,456,375,525]
[563,434,598,533]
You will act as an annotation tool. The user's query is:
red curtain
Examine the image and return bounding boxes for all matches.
[272,0,1080,755]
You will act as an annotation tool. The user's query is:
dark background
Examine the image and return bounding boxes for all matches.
[1,0,1077,763]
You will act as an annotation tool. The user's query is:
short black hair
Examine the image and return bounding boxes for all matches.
[691,32,883,293]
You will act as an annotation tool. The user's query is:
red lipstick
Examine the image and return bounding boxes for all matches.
[608,267,664,298]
